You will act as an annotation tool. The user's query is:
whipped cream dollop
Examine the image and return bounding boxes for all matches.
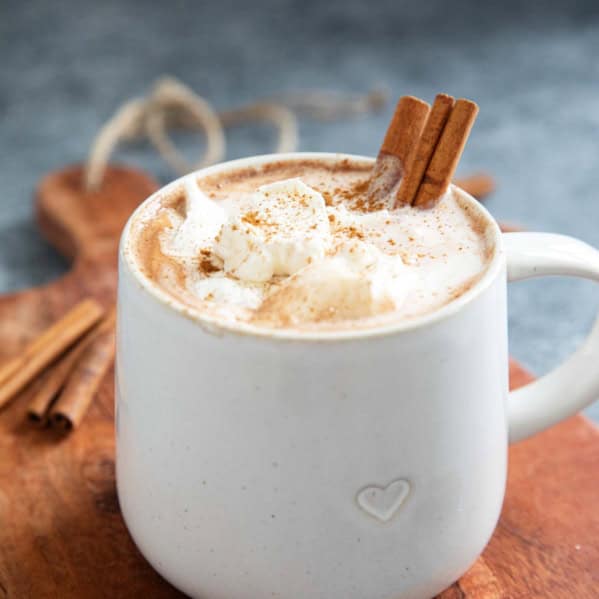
[163,176,227,257]
[253,239,414,325]
[160,177,419,325]
[215,178,331,282]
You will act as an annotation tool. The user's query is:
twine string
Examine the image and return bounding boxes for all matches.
[84,77,387,190]
[144,77,226,177]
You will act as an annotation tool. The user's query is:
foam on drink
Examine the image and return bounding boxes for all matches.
[128,157,493,331]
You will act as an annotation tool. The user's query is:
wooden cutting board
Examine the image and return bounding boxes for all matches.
[0,164,597,598]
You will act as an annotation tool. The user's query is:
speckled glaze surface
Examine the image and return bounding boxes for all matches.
[115,154,599,599]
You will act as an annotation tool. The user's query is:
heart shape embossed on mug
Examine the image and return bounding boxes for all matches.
[356,479,411,522]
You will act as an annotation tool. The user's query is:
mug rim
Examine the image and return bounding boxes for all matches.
[119,152,504,342]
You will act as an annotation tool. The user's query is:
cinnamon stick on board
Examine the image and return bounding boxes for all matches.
[367,96,430,203]
[499,222,524,233]
[396,93,455,206]
[26,311,112,424]
[413,98,479,207]
[0,298,101,387]
[49,308,116,430]
[454,173,496,201]
[0,299,104,409]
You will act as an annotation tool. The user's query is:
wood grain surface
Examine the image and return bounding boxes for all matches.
[0,164,597,598]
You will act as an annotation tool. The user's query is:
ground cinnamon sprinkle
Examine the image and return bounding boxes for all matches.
[198,249,220,275]
[322,191,333,206]
[343,226,364,240]
[199,258,219,275]
[351,179,370,195]
[241,211,263,226]
[335,178,378,212]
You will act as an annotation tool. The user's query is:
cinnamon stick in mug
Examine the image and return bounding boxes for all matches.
[395,93,455,206]
[367,96,430,203]
[413,99,479,207]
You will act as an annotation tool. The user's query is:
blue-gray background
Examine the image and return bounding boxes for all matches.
[2,0,599,420]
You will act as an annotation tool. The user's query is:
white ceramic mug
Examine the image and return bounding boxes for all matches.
[116,153,599,599]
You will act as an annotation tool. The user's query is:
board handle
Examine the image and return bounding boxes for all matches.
[505,232,599,442]
[36,164,158,261]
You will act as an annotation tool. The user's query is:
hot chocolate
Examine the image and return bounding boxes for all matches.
[127,156,493,331]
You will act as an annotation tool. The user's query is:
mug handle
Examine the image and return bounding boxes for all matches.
[504,232,599,442]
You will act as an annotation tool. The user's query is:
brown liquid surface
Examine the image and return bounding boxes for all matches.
[127,157,494,331]
[198,158,373,206]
